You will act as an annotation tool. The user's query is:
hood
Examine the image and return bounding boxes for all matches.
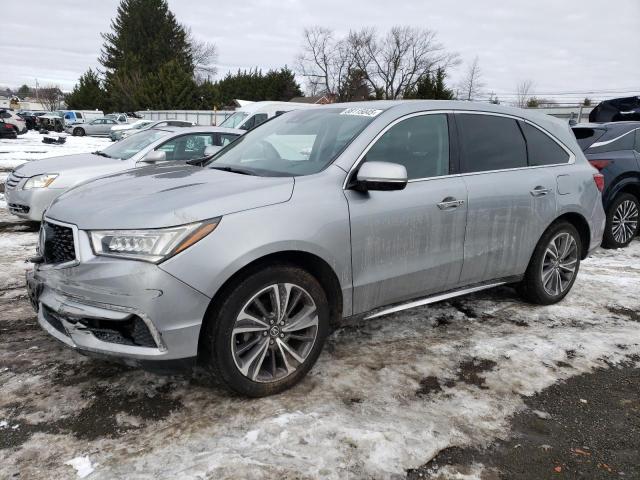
[13,153,126,188]
[46,164,294,229]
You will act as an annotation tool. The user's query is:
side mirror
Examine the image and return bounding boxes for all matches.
[354,161,408,191]
[204,145,222,156]
[141,150,166,164]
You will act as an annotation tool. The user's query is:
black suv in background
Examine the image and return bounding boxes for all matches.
[573,122,640,248]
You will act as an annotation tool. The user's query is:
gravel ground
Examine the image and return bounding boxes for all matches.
[0,133,639,479]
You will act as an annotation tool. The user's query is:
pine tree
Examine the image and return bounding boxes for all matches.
[66,69,107,110]
[100,0,195,110]
[17,84,30,97]
[406,68,454,100]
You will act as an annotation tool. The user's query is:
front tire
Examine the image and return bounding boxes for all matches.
[518,221,581,305]
[602,193,639,249]
[201,265,330,397]
[73,127,85,136]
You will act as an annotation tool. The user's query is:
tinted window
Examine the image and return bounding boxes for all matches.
[572,127,606,150]
[365,114,449,180]
[458,114,527,173]
[636,129,640,151]
[587,130,636,154]
[520,122,570,166]
[76,113,83,119]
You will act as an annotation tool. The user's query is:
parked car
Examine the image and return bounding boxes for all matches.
[0,120,18,139]
[4,126,243,221]
[0,109,27,134]
[18,110,47,130]
[25,101,605,397]
[105,113,129,124]
[572,121,640,248]
[589,96,640,123]
[111,119,193,141]
[65,117,120,136]
[219,101,317,131]
[110,119,159,141]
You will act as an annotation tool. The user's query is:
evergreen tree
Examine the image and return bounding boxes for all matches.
[406,68,454,100]
[17,84,30,97]
[65,69,107,110]
[338,69,371,102]
[100,0,195,110]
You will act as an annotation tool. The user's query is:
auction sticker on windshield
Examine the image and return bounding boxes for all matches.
[340,108,384,117]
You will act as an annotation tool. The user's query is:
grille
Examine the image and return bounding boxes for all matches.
[80,316,157,348]
[8,203,30,215]
[5,171,24,190]
[42,222,76,264]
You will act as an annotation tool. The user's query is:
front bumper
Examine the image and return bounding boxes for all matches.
[26,225,212,364]
[4,186,63,221]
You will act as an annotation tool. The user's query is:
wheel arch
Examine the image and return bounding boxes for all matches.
[552,212,592,259]
[604,174,640,206]
[197,250,344,355]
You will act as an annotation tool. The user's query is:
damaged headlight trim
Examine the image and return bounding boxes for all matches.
[89,217,221,263]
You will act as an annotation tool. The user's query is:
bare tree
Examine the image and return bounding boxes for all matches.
[296,26,356,96]
[352,26,458,99]
[297,25,457,99]
[186,28,218,84]
[39,85,63,111]
[458,56,484,101]
[515,80,534,108]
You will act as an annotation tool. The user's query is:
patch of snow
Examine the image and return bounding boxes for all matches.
[64,456,95,478]
[0,420,7,428]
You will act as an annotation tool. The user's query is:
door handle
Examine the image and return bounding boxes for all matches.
[437,197,465,210]
[530,186,551,197]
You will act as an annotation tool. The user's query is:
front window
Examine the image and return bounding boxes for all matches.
[220,112,248,129]
[99,129,168,160]
[205,108,379,176]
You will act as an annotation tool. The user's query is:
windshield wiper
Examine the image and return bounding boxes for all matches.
[209,166,255,176]
[93,151,112,158]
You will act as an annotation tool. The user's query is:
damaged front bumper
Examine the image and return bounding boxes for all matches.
[26,233,212,369]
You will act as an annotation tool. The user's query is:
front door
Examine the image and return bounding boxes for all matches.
[345,113,468,314]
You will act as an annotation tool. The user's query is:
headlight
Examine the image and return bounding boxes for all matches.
[89,218,220,263]
[23,174,59,189]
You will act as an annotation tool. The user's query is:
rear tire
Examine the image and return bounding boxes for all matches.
[518,221,581,305]
[602,193,639,249]
[200,264,330,397]
[73,127,85,136]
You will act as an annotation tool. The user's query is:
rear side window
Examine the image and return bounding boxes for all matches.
[457,114,527,173]
[572,127,606,150]
[520,122,570,166]
[636,129,640,151]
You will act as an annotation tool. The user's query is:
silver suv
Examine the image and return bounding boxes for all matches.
[26,101,606,397]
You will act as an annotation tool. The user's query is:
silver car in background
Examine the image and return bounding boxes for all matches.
[65,117,120,137]
[4,126,243,220]
[26,101,605,397]
[110,119,193,141]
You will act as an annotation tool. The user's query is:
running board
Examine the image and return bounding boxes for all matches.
[363,282,507,320]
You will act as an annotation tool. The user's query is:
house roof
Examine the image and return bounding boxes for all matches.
[289,95,333,104]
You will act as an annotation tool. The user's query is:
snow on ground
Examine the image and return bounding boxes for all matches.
[0,130,110,183]
[0,199,639,479]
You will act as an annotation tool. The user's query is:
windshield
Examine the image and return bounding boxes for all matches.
[100,129,168,160]
[220,112,248,128]
[205,108,378,176]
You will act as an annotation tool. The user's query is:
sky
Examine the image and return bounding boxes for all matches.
[2,0,639,104]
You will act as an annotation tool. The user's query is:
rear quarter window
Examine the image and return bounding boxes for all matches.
[520,122,570,166]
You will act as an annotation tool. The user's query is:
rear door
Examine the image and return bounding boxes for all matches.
[456,113,558,284]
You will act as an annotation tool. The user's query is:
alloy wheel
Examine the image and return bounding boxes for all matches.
[231,283,319,383]
[541,232,578,296]
[611,199,639,245]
